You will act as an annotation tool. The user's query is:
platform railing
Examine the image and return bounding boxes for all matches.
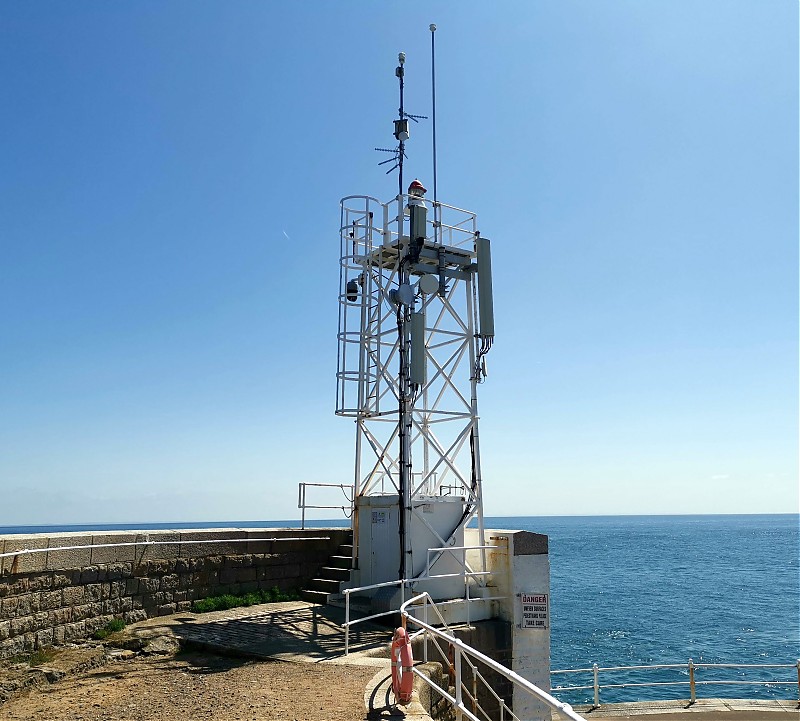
[296,482,353,529]
[551,660,800,706]
[342,578,408,655]
[406,591,514,720]
[424,544,500,626]
[341,539,509,654]
[401,591,588,721]
[341,569,507,656]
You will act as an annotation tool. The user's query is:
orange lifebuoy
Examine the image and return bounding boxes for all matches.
[391,626,414,704]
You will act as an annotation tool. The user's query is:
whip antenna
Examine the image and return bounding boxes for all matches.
[430,24,439,238]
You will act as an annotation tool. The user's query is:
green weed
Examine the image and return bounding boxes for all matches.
[9,647,57,667]
[192,587,299,613]
[92,617,126,640]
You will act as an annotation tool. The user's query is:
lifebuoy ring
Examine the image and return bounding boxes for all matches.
[391,626,414,704]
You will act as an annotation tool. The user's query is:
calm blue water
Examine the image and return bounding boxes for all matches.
[3,514,798,702]
[486,514,799,703]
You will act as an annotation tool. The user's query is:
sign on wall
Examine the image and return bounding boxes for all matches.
[520,593,549,629]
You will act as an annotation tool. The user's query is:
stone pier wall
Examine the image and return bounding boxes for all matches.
[0,528,349,658]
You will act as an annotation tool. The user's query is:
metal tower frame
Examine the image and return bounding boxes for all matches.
[336,191,494,586]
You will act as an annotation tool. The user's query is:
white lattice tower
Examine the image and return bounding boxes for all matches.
[336,191,494,589]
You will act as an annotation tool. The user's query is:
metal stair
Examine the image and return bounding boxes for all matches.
[300,540,354,605]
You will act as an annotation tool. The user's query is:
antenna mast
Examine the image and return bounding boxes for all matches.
[397,53,406,197]
[430,24,439,240]
[395,50,412,581]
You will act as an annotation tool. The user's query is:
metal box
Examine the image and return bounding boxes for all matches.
[354,494,466,601]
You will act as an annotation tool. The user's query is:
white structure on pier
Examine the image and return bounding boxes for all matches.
[336,185,495,601]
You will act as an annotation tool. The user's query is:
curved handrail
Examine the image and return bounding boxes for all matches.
[401,591,588,721]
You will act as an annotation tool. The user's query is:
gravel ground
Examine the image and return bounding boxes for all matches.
[1,651,377,721]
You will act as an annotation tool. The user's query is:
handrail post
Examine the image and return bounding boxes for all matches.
[454,645,463,720]
[796,659,799,703]
[466,580,470,626]
[593,663,600,707]
[298,483,305,530]
[423,596,429,663]
[689,658,696,703]
[345,591,350,656]
[472,661,478,717]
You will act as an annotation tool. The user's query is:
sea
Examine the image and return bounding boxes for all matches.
[2,513,798,703]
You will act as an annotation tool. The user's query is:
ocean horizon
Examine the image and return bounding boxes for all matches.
[2,511,796,536]
[2,513,797,703]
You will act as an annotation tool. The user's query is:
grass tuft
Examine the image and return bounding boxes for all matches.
[9,647,58,667]
[92,617,126,640]
[192,587,299,613]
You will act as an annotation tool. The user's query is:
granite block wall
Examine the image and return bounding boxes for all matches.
[0,528,349,658]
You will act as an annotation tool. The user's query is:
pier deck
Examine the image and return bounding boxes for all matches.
[127,602,797,721]
[125,599,391,665]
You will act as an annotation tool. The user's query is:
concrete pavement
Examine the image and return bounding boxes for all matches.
[125,599,391,665]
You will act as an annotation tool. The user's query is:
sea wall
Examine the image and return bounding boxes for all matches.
[0,527,349,659]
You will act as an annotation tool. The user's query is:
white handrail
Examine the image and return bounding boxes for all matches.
[406,595,510,719]
[551,659,800,706]
[401,591,588,721]
[343,579,408,655]
[424,543,501,579]
[341,574,507,655]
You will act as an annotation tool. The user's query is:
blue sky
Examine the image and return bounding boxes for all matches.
[1,1,797,524]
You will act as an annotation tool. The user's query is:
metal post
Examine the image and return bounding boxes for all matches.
[689,658,696,703]
[472,662,478,717]
[593,663,600,707]
[466,575,470,626]
[454,645,463,720]
[397,212,412,582]
[430,24,438,211]
[299,484,305,530]
[423,597,429,663]
[796,659,799,702]
[394,52,413,585]
[345,591,350,656]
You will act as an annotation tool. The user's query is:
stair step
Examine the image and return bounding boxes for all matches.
[301,589,329,605]
[309,578,341,593]
[300,532,354,607]
[319,566,351,582]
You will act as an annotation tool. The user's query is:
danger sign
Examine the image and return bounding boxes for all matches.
[520,593,549,629]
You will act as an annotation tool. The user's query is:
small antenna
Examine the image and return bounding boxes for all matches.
[430,23,439,239]
[375,51,427,195]
[397,52,406,196]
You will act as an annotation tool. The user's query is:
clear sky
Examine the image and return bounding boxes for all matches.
[1,1,797,525]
